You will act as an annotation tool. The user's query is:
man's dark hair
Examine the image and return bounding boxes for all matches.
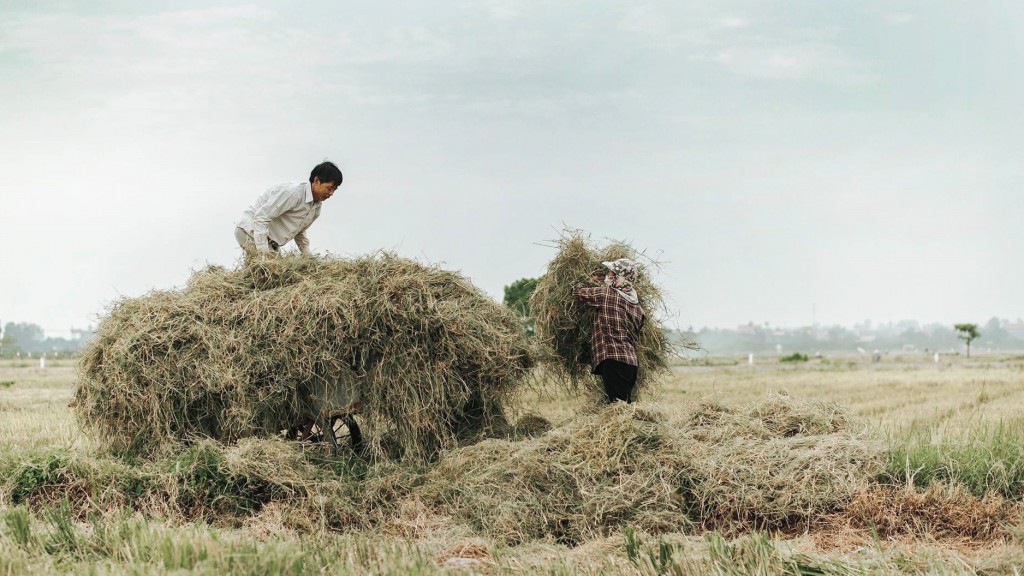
[309,161,343,185]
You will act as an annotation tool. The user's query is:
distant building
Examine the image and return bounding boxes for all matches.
[736,323,757,335]
[1006,323,1024,341]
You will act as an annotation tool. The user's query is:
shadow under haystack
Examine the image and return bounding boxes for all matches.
[529,231,689,398]
[73,253,536,459]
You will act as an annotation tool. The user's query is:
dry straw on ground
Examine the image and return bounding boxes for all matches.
[682,392,884,532]
[417,404,691,545]
[8,393,887,541]
[529,231,691,398]
[73,252,536,459]
[843,483,1020,542]
[415,393,883,544]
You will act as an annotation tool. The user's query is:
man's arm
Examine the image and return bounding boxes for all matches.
[251,185,299,253]
[294,229,312,256]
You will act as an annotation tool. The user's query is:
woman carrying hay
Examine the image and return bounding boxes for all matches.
[572,258,645,403]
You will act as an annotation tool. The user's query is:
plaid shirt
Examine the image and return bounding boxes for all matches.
[572,285,645,373]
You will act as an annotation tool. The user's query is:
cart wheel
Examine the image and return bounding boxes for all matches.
[294,414,364,455]
[331,414,364,454]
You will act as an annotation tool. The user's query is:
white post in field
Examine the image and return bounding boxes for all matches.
[748,353,754,366]
[934,352,939,363]
[40,353,46,370]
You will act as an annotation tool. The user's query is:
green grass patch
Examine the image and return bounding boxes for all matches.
[0,448,152,514]
[0,507,441,575]
[164,439,319,519]
[0,439,376,531]
[884,418,1024,499]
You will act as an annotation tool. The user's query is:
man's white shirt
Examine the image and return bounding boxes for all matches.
[237,181,322,255]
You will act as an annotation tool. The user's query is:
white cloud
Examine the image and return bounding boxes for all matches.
[0,8,459,81]
[607,7,877,88]
[718,17,750,30]
[0,7,472,128]
[883,12,916,25]
[619,5,669,35]
[704,38,876,85]
[476,0,523,21]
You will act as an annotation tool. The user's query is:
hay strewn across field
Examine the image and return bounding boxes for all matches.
[5,357,1024,574]
[7,393,884,540]
[73,253,536,458]
[418,393,883,543]
[529,231,692,399]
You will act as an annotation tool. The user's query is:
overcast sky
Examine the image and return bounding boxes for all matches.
[1,0,1022,336]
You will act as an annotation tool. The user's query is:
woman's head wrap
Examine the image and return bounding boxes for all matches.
[602,258,640,304]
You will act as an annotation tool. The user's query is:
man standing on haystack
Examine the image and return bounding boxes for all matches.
[235,161,343,255]
[573,259,645,403]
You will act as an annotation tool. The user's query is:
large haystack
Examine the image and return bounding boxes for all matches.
[416,394,883,543]
[73,253,536,458]
[529,231,684,397]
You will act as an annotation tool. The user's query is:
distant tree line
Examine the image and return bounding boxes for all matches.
[499,277,1024,356]
[0,322,93,357]
[682,317,1024,356]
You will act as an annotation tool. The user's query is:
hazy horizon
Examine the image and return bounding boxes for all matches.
[3,1,1022,337]
[6,308,1022,341]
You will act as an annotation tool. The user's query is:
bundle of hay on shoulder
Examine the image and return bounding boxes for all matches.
[73,252,535,459]
[528,231,689,397]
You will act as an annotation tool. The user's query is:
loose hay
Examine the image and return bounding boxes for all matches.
[73,252,536,459]
[158,438,328,522]
[10,393,888,542]
[416,403,692,545]
[685,392,885,532]
[843,483,1020,542]
[415,394,883,544]
[529,231,689,398]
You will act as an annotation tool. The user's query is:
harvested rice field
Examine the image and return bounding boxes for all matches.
[2,353,1023,575]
